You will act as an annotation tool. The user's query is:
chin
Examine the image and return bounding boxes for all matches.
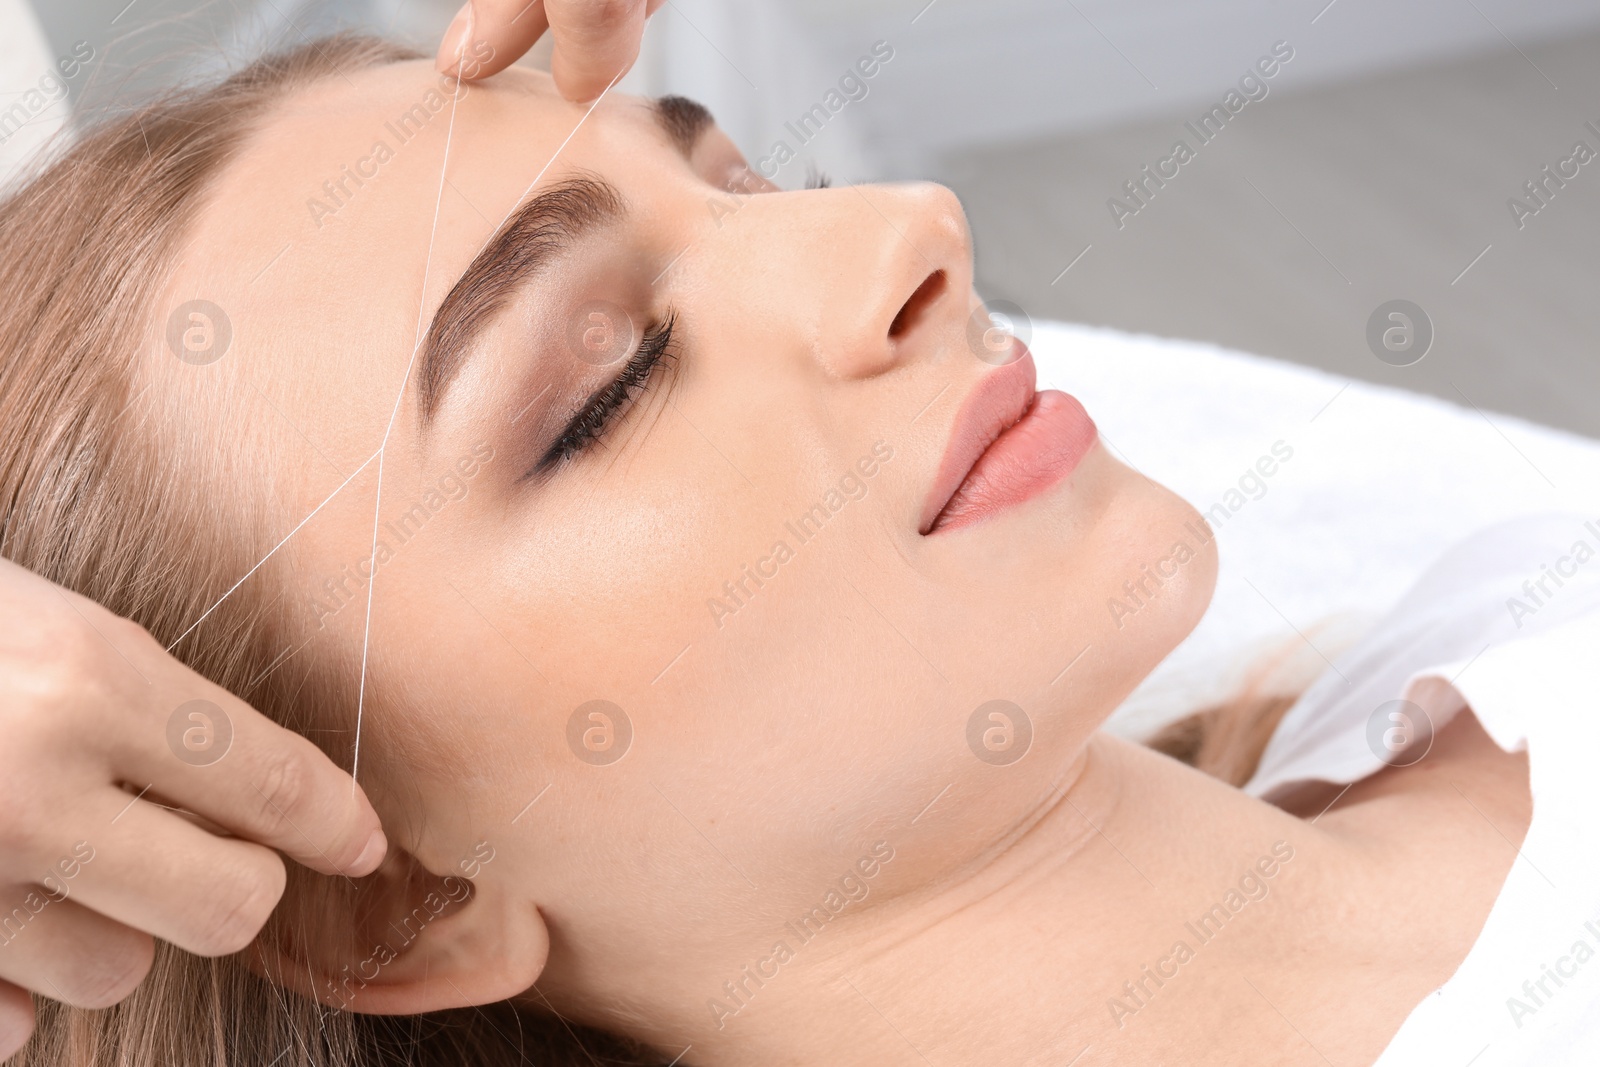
[1053,466,1217,689]
[1097,482,1218,662]
[938,468,1210,714]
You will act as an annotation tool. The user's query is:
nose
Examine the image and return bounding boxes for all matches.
[720,181,974,381]
[823,183,973,379]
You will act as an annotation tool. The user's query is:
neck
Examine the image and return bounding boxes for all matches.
[666,733,1366,1066]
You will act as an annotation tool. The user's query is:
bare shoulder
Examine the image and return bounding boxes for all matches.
[1267,709,1531,1064]
[1274,705,1529,830]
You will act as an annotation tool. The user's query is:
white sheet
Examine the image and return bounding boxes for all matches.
[1233,515,1600,1065]
[1027,320,1600,737]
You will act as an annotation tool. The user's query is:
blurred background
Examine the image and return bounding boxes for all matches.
[5,0,1598,436]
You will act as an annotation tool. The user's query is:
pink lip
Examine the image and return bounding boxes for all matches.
[920,340,1098,535]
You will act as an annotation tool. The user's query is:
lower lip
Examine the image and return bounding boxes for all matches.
[928,390,1098,534]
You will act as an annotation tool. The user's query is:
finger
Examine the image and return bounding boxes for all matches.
[19,574,386,879]
[0,980,34,1059]
[63,796,286,959]
[438,0,552,80]
[0,893,153,1010]
[122,687,385,878]
[546,0,651,102]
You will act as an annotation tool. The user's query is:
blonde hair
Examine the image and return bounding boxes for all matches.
[1145,691,1297,786]
[0,33,660,1067]
[1146,634,1315,786]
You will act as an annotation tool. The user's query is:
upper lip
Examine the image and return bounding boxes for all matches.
[918,344,1038,534]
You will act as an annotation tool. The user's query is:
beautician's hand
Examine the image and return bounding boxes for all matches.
[0,557,385,1057]
[436,0,667,100]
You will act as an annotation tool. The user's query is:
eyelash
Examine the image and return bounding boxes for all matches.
[526,170,822,479]
[531,312,679,476]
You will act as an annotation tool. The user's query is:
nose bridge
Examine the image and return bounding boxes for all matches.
[707,181,974,383]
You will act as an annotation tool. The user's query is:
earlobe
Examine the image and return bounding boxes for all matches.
[249,848,549,1015]
[319,881,550,1015]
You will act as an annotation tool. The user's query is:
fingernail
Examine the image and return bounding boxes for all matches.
[436,2,473,74]
[351,829,387,875]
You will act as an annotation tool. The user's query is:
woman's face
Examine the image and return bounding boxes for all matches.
[151,60,1214,1021]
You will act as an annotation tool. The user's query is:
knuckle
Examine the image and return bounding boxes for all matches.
[43,610,108,674]
[13,631,89,708]
[251,746,314,834]
[108,615,159,658]
[1,629,116,743]
[192,856,284,956]
[0,580,129,755]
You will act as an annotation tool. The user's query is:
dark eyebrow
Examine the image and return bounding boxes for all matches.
[652,95,714,161]
[416,177,624,423]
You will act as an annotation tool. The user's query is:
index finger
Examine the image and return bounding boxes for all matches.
[124,685,386,878]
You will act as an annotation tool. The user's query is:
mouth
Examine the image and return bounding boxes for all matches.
[919,340,1098,535]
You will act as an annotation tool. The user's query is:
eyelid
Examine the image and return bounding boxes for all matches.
[526,312,679,479]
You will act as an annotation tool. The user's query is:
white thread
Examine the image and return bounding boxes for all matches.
[351,65,466,792]
[349,65,627,790]
[166,448,382,652]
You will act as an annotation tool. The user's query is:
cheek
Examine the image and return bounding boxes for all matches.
[480,459,781,719]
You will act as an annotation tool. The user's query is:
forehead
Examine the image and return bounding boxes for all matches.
[157,62,662,466]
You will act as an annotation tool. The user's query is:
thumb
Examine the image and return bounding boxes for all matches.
[545,0,658,102]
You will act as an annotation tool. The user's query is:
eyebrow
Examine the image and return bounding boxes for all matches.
[416,177,622,421]
[415,97,715,424]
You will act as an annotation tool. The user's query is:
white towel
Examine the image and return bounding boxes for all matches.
[1028,320,1600,737]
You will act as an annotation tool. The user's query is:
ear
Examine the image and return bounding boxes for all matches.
[250,843,549,1015]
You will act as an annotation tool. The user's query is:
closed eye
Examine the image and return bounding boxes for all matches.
[527,311,679,479]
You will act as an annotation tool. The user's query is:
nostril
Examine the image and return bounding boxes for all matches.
[888,269,947,340]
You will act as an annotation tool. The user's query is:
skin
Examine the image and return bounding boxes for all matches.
[130,60,1537,1065]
